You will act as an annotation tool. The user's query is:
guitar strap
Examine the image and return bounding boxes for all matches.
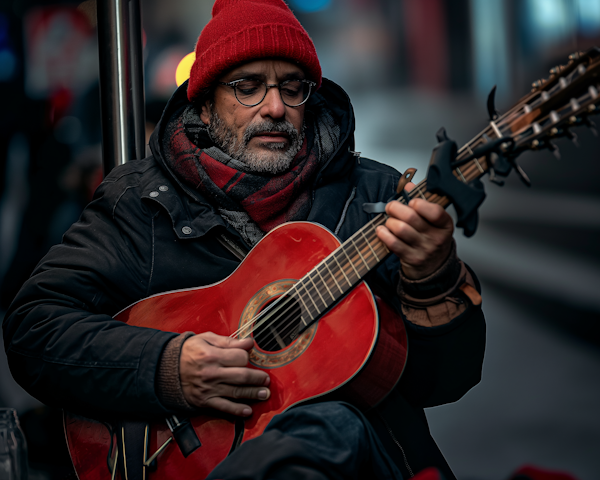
[116,420,148,480]
[217,231,250,261]
[106,232,248,480]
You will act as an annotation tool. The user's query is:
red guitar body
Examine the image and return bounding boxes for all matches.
[64,222,408,479]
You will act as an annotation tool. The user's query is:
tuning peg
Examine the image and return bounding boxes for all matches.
[583,118,598,137]
[436,127,450,143]
[565,129,580,147]
[489,167,505,186]
[549,65,566,76]
[568,51,583,61]
[510,160,531,187]
[532,79,547,90]
[487,86,499,120]
[548,142,561,160]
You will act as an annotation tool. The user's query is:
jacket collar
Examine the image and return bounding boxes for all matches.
[146,77,359,240]
[149,77,358,193]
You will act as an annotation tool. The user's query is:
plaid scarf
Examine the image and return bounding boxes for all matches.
[163,104,339,246]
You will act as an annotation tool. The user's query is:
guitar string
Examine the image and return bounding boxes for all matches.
[232,216,389,349]
[235,65,600,349]
[234,89,515,343]
[254,234,390,352]
[245,224,387,351]
[229,212,390,341]
[241,135,491,349]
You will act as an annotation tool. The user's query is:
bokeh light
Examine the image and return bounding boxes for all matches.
[288,0,331,13]
[176,52,195,87]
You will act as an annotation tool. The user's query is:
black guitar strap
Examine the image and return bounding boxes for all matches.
[116,420,148,480]
[217,231,249,261]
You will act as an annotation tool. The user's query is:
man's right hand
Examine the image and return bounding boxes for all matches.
[179,332,270,417]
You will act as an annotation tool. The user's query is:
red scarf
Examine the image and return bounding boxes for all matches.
[164,112,321,235]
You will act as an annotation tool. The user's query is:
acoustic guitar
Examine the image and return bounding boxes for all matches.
[65,48,600,479]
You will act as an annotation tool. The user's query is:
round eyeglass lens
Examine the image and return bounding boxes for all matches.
[234,80,311,107]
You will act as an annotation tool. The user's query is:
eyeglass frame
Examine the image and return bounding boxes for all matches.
[217,78,317,107]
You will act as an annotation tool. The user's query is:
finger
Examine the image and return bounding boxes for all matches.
[376,224,414,257]
[404,181,416,192]
[221,384,271,402]
[385,201,429,233]
[203,396,254,417]
[211,347,250,367]
[381,217,421,247]
[407,199,454,230]
[216,366,270,387]
[181,335,251,368]
[200,332,255,351]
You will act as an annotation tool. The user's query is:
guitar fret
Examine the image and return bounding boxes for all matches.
[361,231,380,262]
[351,238,370,269]
[455,166,467,182]
[300,281,321,314]
[333,253,353,287]
[308,273,327,307]
[490,120,503,138]
[474,157,485,173]
[368,223,390,256]
[315,267,336,301]
[292,288,315,323]
[341,248,361,279]
[324,262,344,294]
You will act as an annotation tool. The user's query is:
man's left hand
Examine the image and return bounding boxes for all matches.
[376,186,454,280]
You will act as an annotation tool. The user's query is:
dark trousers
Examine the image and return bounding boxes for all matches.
[206,401,403,480]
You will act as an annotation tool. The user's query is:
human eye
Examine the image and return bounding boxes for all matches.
[235,79,262,96]
[281,80,302,96]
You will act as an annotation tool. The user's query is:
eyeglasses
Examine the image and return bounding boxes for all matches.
[217,78,317,107]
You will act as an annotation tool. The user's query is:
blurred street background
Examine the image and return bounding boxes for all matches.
[1,0,599,479]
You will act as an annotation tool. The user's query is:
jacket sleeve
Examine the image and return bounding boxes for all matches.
[2,171,178,418]
[368,257,486,408]
[334,157,486,409]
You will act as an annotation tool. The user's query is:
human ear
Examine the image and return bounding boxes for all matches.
[200,101,211,124]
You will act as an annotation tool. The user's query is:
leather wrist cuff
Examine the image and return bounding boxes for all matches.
[156,331,196,413]
[398,239,462,301]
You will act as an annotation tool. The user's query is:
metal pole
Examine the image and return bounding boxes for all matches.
[129,0,146,161]
[97,0,146,177]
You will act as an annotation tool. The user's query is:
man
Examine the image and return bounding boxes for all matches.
[3,0,485,478]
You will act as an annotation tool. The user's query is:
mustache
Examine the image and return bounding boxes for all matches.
[242,120,299,145]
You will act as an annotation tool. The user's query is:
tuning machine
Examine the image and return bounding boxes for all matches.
[584,118,598,136]
[564,129,580,147]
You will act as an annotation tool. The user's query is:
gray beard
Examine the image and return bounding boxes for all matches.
[208,109,304,175]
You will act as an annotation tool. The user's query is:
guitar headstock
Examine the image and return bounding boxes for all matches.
[502,47,600,154]
[421,48,600,236]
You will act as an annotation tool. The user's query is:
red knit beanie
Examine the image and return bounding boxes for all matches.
[187,0,322,102]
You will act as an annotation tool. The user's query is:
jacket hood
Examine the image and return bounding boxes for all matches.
[149,77,357,195]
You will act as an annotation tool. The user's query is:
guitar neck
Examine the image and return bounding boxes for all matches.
[289,46,600,326]
[288,214,389,322]
[287,128,498,321]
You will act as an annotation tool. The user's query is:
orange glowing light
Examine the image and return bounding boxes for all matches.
[176,52,195,87]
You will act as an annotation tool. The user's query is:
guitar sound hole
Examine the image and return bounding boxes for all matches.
[252,295,302,352]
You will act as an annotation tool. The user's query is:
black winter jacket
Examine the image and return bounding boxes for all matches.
[3,79,485,477]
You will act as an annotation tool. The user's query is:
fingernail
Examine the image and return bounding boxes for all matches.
[263,376,270,386]
[258,389,268,399]
[242,408,252,416]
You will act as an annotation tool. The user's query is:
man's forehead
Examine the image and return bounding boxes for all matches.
[224,59,306,80]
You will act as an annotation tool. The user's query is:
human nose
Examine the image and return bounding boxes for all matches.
[259,84,286,119]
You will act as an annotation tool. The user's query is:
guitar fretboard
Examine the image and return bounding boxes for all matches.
[241,47,600,340]
[288,214,389,325]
